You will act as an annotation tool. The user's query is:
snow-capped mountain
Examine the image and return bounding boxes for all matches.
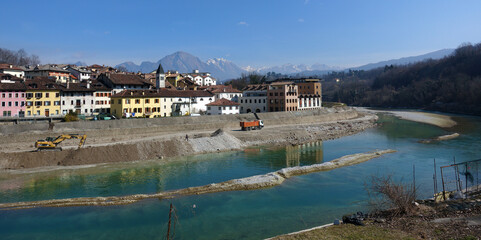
[116,52,246,81]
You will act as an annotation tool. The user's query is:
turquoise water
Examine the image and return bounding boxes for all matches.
[1,113,481,239]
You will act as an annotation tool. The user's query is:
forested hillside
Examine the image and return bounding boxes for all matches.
[323,43,481,115]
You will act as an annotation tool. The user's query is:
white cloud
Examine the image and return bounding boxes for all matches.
[298,18,305,23]
[238,21,248,26]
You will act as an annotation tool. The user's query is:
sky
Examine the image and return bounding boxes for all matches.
[2,0,481,69]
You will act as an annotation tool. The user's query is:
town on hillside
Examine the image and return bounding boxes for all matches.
[0,63,322,120]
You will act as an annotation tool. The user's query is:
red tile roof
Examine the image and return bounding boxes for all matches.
[104,73,152,86]
[111,89,214,98]
[206,98,240,106]
[204,85,242,93]
[0,64,24,71]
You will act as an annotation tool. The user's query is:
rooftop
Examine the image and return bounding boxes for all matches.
[206,98,240,106]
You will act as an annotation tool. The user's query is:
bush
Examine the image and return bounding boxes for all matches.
[63,111,79,122]
[366,175,417,217]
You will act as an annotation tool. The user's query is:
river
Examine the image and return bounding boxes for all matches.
[1,113,480,239]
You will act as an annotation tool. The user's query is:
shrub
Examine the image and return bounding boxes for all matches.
[366,175,417,217]
[63,111,79,122]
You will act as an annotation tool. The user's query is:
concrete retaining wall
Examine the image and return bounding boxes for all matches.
[0,107,355,135]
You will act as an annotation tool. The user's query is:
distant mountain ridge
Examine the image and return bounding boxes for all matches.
[352,49,454,71]
[115,49,455,81]
[116,52,245,81]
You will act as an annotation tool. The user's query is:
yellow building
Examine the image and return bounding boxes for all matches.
[25,78,61,117]
[110,90,176,118]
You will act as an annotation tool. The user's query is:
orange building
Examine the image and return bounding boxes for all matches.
[267,81,298,112]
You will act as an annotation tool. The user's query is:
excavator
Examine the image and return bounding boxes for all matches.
[35,134,87,151]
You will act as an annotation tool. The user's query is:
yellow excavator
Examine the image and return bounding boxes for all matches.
[35,134,87,151]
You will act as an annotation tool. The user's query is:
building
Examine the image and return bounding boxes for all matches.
[165,71,198,90]
[110,90,172,118]
[239,84,268,113]
[267,81,298,112]
[171,90,215,116]
[59,81,96,116]
[201,85,242,102]
[65,66,92,82]
[0,64,25,78]
[24,65,71,83]
[110,88,215,118]
[92,80,112,114]
[295,78,322,110]
[206,98,240,115]
[24,78,61,117]
[0,74,26,117]
[97,73,152,94]
[86,64,117,80]
[184,70,217,86]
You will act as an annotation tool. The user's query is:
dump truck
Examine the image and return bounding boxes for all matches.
[35,134,87,151]
[240,120,264,131]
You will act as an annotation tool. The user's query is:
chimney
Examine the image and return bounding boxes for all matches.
[130,91,133,96]
[142,91,145,95]
[67,80,70,89]
[9,65,12,69]
[87,80,91,89]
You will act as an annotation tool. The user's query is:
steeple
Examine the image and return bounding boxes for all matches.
[156,63,165,89]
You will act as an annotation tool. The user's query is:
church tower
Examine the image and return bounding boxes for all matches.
[156,63,165,89]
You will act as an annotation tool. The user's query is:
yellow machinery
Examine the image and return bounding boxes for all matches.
[35,134,87,151]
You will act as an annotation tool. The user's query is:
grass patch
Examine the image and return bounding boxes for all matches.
[272,224,416,240]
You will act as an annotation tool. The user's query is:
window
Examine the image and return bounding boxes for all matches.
[135,99,140,104]
[155,99,159,103]
[15,93,18,98]
[26,101,33,106]
[45,93,49,98]
[125,99,130,104]
[223,106,226,110]
[218,107,221,110]
[26,93,33,98]
[8,102,12,107]
[35,101,42,106]
[1,93,4,98]
[44,101,51,106]
[54,101,60,106]
[229,106,232,110]
[8,93,12,98]
[207,106,211,110]
[145,99,150,104]
[35,93,42,98]
[118,100,121,104]
[27,111,31,116]
[1,102,4,107]
[36,110,40,115]
[21,93,25,98]
[56,110,59,115]
[71,100,74,105]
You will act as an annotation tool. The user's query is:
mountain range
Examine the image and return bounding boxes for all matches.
[114,49,454,82]
[115,52,245,81]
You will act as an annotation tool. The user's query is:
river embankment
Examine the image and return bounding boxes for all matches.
[0,107,378,170]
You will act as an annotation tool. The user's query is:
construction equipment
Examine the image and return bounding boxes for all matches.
[240,119,264,131]
[35,134,87,151]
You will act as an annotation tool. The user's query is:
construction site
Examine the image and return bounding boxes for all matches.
[0,107,378,170]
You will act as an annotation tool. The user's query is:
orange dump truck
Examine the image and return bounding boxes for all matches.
[240,120,264,131]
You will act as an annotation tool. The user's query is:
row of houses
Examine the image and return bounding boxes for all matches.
[0,62,322,119]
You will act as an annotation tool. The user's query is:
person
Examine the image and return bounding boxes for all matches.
[185,134,189,141]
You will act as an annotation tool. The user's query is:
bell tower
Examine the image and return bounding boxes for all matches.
[156,63,165,89]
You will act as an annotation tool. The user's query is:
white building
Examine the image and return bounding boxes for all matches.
[202,85,242,101]
[298,94,322,110]
[171,90,215,116]
[239,84,268,113]
[206,98,240,115]
[184,70,217,86]
[59,82,95,116]
[66,66,92,82]
[0,64,24,78]
[91,80,112,114]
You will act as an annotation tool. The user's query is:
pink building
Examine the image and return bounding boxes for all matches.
[0,74,26,117]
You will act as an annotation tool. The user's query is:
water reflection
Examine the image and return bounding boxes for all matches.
[285,141,323,167]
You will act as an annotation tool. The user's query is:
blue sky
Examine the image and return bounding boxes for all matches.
[2,0,481,68]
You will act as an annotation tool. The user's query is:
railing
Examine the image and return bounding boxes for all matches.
[439,158,481,200]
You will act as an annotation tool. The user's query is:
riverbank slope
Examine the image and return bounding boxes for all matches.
[0,107,377,170]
